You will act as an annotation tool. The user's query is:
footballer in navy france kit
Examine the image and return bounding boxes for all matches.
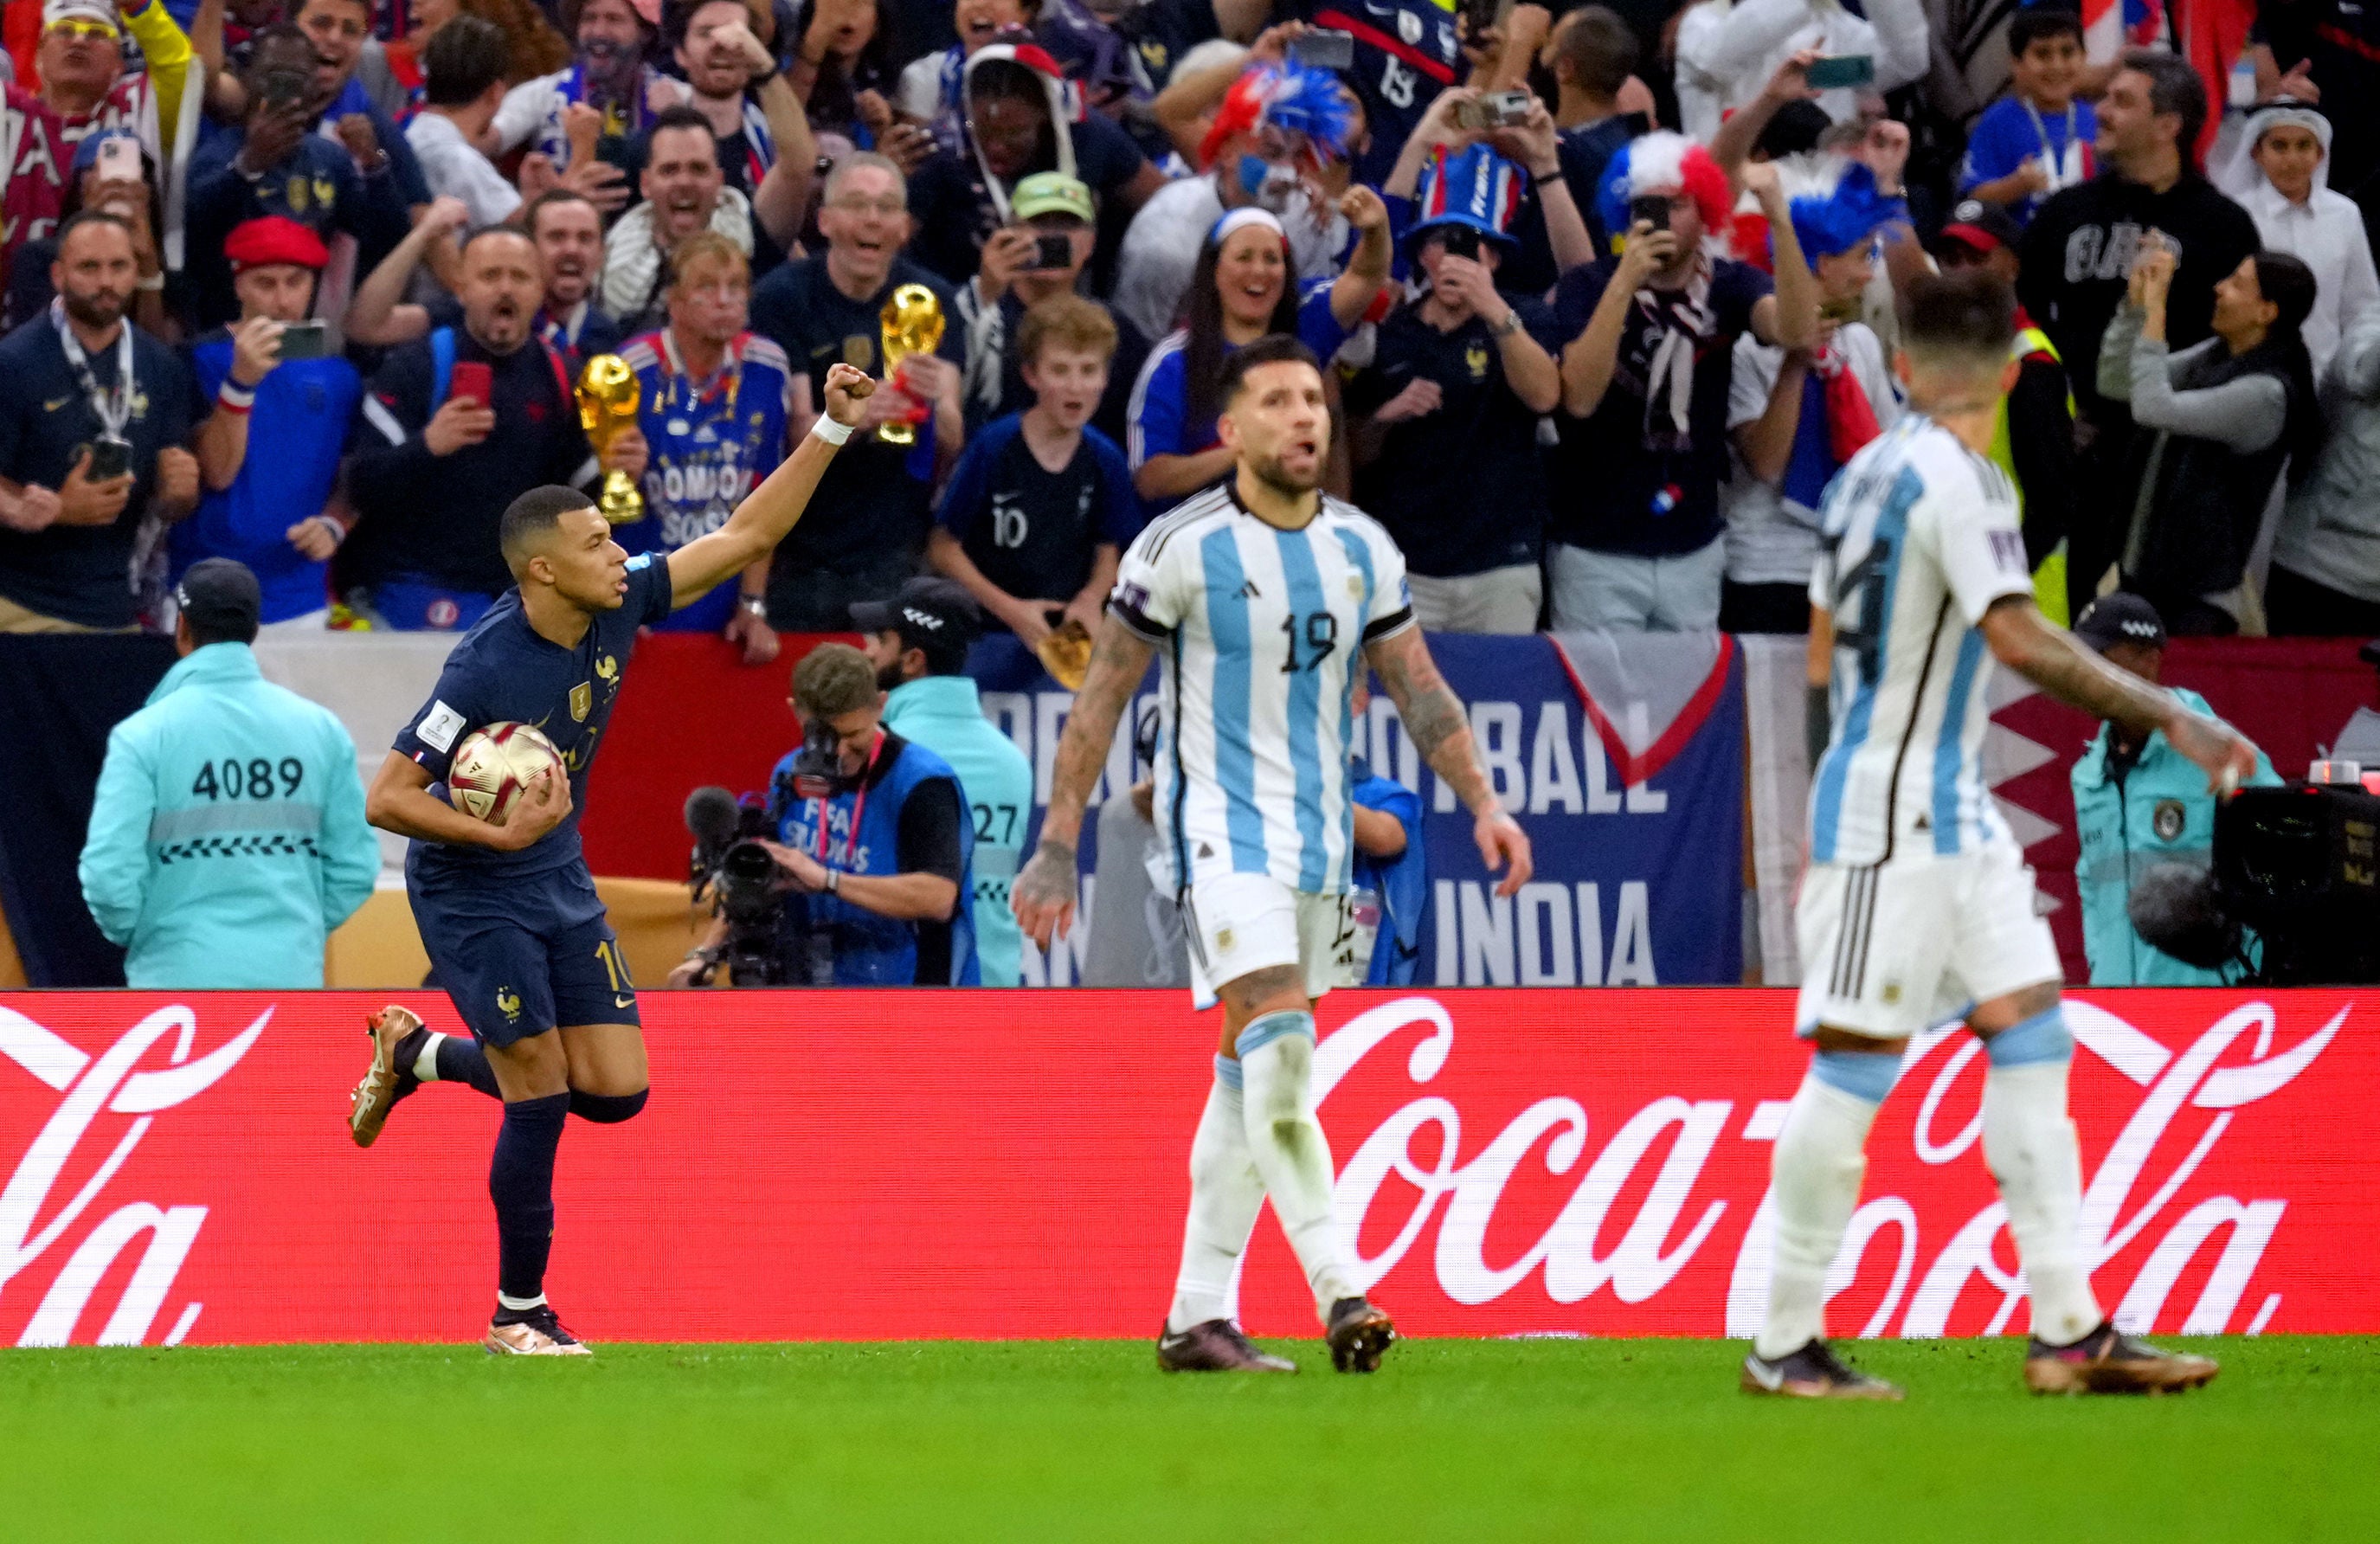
[343,359,878,1358]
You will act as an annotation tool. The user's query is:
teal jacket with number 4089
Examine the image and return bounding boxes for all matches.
[78,642,382,988]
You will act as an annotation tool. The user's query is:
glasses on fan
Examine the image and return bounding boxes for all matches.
[44,18,119,42]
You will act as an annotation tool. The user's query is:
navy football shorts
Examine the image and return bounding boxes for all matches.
[408,865,640,1047]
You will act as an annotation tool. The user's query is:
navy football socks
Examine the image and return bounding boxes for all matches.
[437,1036,502,1099]
[489,1092,569,1311]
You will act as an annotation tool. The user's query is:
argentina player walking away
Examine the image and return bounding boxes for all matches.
[344,361,877,1357]
[1746,271,2261,1402]
[1013,334,1532,1375]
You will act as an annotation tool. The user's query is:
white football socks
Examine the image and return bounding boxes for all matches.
[1754,1071,1881,1361]
[413,1032,447,1083]
[1984,1060,2102,1346]
[1238,1013,1358,1318]
[1166,1059,1266,1334]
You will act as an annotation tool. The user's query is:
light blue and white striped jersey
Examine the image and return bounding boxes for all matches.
[1806,415,2034,866]
[1110,483,1416,895]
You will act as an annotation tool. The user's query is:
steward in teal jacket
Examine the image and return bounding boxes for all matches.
[2071,685,2280,986]
[882,672,1035,986]
[79,642,380,987]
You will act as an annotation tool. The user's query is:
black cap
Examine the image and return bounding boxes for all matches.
[175,557,262,643]
[850,576,981,662]
[1934,199,2023,260]
[2074,592,2166,653]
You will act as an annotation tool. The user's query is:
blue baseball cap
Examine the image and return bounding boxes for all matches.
[71,128,140,177]
[1407,145,1524,254]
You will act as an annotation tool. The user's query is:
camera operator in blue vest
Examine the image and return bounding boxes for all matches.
[672,640,980,986]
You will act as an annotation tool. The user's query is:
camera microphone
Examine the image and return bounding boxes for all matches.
[2126,862,2242,970]
[685,784,740,845]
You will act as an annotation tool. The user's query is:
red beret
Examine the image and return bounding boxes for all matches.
[224,216,329,273]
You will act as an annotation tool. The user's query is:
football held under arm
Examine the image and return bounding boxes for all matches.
[363,749,565,851]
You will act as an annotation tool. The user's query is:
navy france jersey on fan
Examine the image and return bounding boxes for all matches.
[1110,484,1415,895]
[1807,415,2036,866]
[393,551,676,888]
[1295,0,1462,185]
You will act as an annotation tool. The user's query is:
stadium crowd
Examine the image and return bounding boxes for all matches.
[8,0,2377,989]
[3,0,2380,647]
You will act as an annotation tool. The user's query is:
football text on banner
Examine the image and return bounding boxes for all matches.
[968,631,1746,987]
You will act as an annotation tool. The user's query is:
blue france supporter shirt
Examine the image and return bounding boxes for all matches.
[172,331,362,622]
[610,330,793,632]
[391,551,675,887]
[1126,280,1351,505]
[936,413,1142,609]
[1958,95,2096,227]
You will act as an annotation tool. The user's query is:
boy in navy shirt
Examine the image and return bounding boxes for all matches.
[1959,10,2095,227]
[929,294,1140,650]
[178,216,360,629]
[345,360,874,1357]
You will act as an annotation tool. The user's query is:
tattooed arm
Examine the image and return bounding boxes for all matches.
[1978,596,2259,792]
[1011,614,1158,949]
[1366,625,1535,896]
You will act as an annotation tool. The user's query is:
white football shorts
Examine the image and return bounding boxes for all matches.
[1795,841,2062,1039]
[1182,871,1361,1010]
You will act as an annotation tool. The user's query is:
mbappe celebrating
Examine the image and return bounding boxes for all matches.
[347,362,873,1355]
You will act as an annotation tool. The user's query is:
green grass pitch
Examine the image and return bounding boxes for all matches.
[4,1336,2374,1541]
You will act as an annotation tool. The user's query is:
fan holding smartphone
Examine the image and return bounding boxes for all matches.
[0,210,201,631]
[340,226,649,632]
[1346,145,1564,637]
[1547,135,1821,633]
[175,216,369,629]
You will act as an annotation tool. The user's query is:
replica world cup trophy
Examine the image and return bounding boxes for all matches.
[576,354,646,524]
[877,283,944,446]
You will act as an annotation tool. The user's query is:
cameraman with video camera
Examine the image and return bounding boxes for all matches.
[671,641,981,987]
[2071,594,2279,985]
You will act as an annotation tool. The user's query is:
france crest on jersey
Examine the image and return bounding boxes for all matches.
[1806,415,2036,867]
[1110,485,1416,896]
[614,330,793,630]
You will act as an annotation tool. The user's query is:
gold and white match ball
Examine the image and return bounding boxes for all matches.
[447,722,564,823]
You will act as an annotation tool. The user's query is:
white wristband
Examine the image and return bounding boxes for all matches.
[810,415,853,446]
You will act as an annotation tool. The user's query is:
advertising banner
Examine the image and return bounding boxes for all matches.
[0,988,2363,1347]
[972,630,1746,987]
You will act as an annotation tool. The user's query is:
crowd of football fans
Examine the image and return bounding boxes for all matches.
[4,0,2380,647]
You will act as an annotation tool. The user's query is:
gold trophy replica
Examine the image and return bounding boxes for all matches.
[878,284,944,446]
[576,355,645,524]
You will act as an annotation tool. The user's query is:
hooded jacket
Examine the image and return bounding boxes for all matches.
[961,43,1080,229]
[78,643,380,988]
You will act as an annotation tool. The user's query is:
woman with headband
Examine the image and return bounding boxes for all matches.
[1125,197,1390,511]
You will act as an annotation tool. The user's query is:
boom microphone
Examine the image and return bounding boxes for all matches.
[2126,862,2242,971]
[685,784,740,845]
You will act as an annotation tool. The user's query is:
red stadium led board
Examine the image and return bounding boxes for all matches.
[0,990,2365,1346]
